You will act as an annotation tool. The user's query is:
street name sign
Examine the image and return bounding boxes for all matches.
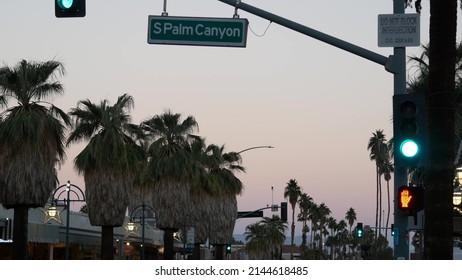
[147,16,249,47]
[378,13,420,47]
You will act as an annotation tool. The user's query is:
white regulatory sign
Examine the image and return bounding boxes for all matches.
[378,13,420,47]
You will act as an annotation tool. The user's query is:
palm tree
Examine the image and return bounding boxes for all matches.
[141,110,199,260]
[317,202,331,256]
[336,220,349,259]
[244,221,267,259]
[381,159,393,238]
[67,93,145,259]
[0,59,70,259]
[260,215,287,259]
[345,207,357,235]
[188,137,211,259]
[408,41,460,258]
[283,178,302,259]
[406,0,458,259]
[326,217,337,259]
[206,144,245,260]
[345,207,357,255]
[367,130,388,238]
[308,202,320,250]
[244,215,287,259]
[298,193,313,250]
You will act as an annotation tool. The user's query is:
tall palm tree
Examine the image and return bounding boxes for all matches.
[298,193,313,250]
[406,0,458,259]
[344,207,357,255]
[67,93,145,260]
[367,130,388,238]
[308,202,320,250]
[141,110,199,260]
[336,220,349,259]
[0,59,70,259]
[283,178,301,259]
[206,144,245,260]
[317,202,331,256]
[381,159,394,238]
[345,207,357,234]
[326,217,337,260]
[187,137,211,259]
[408,41,460,258]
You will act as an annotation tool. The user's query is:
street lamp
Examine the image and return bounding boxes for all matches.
[238,145,274,154]
[47,180,85,260]
[181,214,196,259]
[128,203,156,260]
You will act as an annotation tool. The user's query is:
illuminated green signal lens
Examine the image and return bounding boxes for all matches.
[400,139,419,158]
[57,0,74,9]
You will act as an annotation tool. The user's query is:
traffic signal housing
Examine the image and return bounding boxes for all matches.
[397,185,424,212]
[280,202,288,222]
[393,93,426,167]
[225,244,232,254]
[55,0,86,18]
[356,222,364,238]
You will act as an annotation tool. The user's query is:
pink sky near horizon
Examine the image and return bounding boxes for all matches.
[1,1,460,239]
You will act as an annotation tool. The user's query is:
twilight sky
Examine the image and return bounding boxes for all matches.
[1,1,460,237]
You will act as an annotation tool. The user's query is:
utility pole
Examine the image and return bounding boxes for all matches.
[218,0,408,258]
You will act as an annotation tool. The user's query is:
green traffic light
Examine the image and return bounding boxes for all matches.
[57,0,74,9]
[400,139,419,158]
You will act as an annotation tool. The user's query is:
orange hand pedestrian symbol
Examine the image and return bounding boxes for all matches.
[400,190,413,208]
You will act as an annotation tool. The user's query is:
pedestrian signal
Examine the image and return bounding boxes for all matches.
[398,185,424,212]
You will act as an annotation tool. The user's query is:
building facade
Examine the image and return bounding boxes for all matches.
[0,204,163,260]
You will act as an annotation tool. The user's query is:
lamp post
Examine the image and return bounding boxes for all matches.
[128,203,156,260]
[48,180,85,260]
[181,214,196,260]
[238,145,274,154]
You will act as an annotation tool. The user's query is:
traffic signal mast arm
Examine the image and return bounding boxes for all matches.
[237,202,287,221]
[217,0,397,74]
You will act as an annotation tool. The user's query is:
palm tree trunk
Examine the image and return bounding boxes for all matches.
[375,165,379,240]
[385,180,391,237]
[291,206,295,260]
[424,0,457,260]
[378,175,382,237]
[214,244,224,260]
[101,226,114,260]
[163,229,175,260]
[310,221,315,249]
[12,206,29,260]
[193,243,201,260]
